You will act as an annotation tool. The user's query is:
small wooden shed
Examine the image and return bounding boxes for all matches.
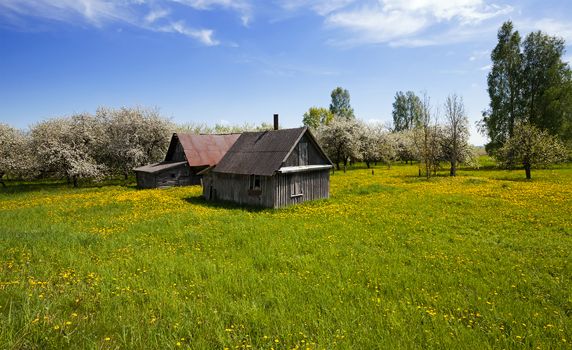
[202,126,333,208]
[134,133,240,189]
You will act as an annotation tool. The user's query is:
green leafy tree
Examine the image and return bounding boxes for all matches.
[329,87,355,120]
[497,123,567,179]
[392,91,422,131]
[482,21,572,152]
[482,21,524,153]
[302,107,334,129]
[522,31,572,143]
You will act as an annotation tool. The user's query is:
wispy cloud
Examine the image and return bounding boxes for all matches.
[0,0,252,45]
[173,0,252,26]
[145,8,170,24]
[518,18,572,42]
[158,21,219,46]
[0,0,131,26]
[284,0,513,47]
[469,49,490,61]
[279,0,357,16]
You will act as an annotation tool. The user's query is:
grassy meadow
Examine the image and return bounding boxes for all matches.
[0,159,571,349]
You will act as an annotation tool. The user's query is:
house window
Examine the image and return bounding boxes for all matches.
[290,174,303,197]
[249,175,261,190]
[171,173,176,178]
[298,142,308,166]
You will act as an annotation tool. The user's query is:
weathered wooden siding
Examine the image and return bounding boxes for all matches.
[273,169,329,208]
[170,141,186,162]
[284,135,329,167]
[136,163,192,189]
[135,172,157,189]
[206,173,274,207]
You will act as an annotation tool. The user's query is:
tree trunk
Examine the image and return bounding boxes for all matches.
[124,170,129,180]
[366,161,370,169]
[450,160,457,177]
[73,176,78,188]
[336,162,340,171]
[524,164,531,179]
[0,172,5,187]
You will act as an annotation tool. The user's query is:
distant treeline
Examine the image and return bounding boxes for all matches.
[0,107,273,187]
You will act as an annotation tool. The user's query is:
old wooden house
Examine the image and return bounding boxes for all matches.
[134,133,240,189]
[201,126,333,208]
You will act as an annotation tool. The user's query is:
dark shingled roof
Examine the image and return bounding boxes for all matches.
[166,133,241,167]
[213,127,310,176]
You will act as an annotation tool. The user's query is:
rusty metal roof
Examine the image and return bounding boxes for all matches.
[167,133,241,167]
[213,127,308,176]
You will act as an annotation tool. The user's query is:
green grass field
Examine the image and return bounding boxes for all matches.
[1,160,571,349]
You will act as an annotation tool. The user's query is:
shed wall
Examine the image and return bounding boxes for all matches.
[136,163,192,189]
[284,135,330,167]
[169,141,186,162]
[273,169,330,208]
[135,172,156,189]
[205,173,274,207]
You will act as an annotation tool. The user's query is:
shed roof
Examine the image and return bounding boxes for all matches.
[213,127,331,176]
[166,133,241,167]
[133,161,188,174]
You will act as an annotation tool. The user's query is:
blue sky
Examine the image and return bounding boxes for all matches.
[1,0,571,145]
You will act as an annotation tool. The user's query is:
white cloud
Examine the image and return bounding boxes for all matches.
[159,21,219,46]
[279,0,356,16]
[0,0,225,46]
[298,0,513,47]
[173,0,252,25]
[469,49,489,61]
[326,6,429,44]
[0,0,131,26]
[479,64,492,71]
[145,8,170,24]
[520,18,572,43]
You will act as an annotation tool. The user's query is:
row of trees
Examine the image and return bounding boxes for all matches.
[303,87,476,177]
[0,108,280,187]
[1,107,173,186]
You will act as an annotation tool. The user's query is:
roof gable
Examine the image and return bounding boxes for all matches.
[213,127,332,176]
[165,133,240,167]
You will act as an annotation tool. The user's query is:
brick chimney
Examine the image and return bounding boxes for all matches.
[273,114,279,130]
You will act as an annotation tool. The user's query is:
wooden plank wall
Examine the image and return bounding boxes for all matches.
[136,164,192,189]
[284,134,330,167]
[170,141,186,162]
[135,172,157,189]
[273,169,330,208]
[209,173,274,207]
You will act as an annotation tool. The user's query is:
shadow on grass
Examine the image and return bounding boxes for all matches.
[0,178,137,194]
[491,176,532,182]
[183,195,267,212]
